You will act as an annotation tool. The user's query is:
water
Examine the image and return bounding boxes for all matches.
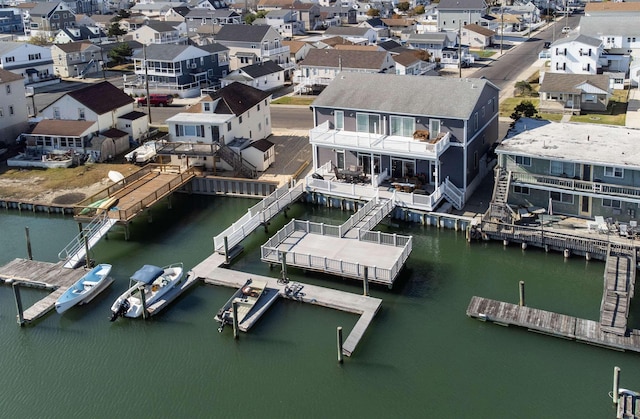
[0,195,638,418]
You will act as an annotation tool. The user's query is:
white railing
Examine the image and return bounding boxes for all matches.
[213,182,304,253]
[261,46,289,57]
[339,197,378,235]
[442,177,464,209]
[260,219,413,285]
[309,121,451,158]
[511,172,640,201]
[358,199,394,232]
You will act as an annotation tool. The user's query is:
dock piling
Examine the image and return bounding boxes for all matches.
[519,281,525,307]
[232,301,239,340]
[363,266,369,297]
[613,366,621,405]
[223,236,230,265]
[139,285,148,320]
[12,282,25,326]
[337,326,343,363]
[281,251,288,283]
[83,232,91,268]
[25,227,33,260]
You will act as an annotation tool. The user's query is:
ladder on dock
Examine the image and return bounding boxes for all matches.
[213,182,305,254]
[59,212,117,268]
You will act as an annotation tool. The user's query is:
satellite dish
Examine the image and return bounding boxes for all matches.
[108,170,125,183]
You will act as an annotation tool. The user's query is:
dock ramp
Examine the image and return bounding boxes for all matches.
[59,212,117,268]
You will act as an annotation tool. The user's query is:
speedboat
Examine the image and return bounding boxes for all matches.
[109,263,183,321]
[215,278,267,332]
[55,264,112,314]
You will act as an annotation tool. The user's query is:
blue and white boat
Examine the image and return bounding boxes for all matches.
[55,264,113,314]
[109,263,184,321]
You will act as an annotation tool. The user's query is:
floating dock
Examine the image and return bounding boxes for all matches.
[0,258,90,323]
[193,253,382,356]
[145,270,200,317]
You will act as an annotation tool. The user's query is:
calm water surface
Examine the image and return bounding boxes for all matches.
[0,195,638,418]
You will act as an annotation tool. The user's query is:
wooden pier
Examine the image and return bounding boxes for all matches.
[600,250,636,335]
[193,253,382,356]
[466,297,640,352]
[0,258,88,323]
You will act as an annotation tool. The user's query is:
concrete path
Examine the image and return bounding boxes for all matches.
[626,87,640,129]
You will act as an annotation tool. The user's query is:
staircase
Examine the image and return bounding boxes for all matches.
[79,59,95,78]
[442,177,464,210]
[58,212,117,268]
[486,168,516,223]
[217,144,257,179]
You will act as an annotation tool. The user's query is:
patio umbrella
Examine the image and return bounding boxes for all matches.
[548,196,553,216]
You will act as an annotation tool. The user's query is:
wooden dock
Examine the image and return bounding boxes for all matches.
[0,258,88,323]
[193,253,382,356]
[466,296,640,352]
[600,251,636,335]
[618,390,640,419]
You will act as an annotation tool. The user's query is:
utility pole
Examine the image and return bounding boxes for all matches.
[100,43,106,80]
[500,7,504,54]
[458,20,462,78]
[143,44,151,125]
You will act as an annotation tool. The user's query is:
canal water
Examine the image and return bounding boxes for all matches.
[0,194,639,418]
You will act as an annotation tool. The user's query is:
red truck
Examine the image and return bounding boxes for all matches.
[137,94,173,107]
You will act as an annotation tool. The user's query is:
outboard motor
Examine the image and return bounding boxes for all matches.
[109,299,130,322]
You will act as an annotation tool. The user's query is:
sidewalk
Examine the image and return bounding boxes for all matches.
[626,87,640,129]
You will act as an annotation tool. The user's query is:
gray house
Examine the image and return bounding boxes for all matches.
[437,0,489,31]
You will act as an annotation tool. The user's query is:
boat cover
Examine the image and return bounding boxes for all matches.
[131,265,163,284]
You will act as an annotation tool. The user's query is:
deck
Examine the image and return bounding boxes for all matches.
[600,250,636,335]
[466,297,640,352]
[193,252,382,356]
[0,258,88,323]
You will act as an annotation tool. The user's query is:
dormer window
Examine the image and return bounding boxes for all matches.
[203,102,211,112]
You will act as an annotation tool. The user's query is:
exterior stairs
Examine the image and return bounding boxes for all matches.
[217,144,257,179]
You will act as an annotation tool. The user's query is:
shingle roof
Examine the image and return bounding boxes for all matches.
[317,36,355,47]
[438,0,487,10]
[66,81,134,114]
[378,39,403,51]
[31,120,95,136]
[209,82,271,116]
[215,24,272,42]
[324,26,370,37]
[119,110,147,120]
[29,1,61,17]
[282,40,306,53]
[250,138,274,152]
[240,60,283,78]
[133,43,190,60]
[392,50,421,66]
[407,33,447,43]
[312,73,497,120]
[0,41,27,56]
[0,68,23,84]
[551,33,602,48]
[300,49,389,70]
[464,23,495,37]
[579,15,639,37]
[53,41,96,53]
[197,43,229,54]
[145,20,178,32]
[539,73,611,95]
[102,128,129,138]
[584,2,640,13]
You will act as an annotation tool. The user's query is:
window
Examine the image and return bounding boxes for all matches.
[9,106,13,115]
[204,103,210,112]
[514,155,531,166]
[603,198,621,209]
[550,191,573,204]
[604,166,623,178]
[176,125,205,137]
[514,186,529,195]
[78,108,85,120]
[356,113,381,134]
[5,56,15,63]
[481,106,485,117]
[257,104,260,111]
[227,122,232,131]
[550,161,574,177]
[28,53,41,60]
[6,85,10,94]
[53,107,60,119]
[334,110,344,130]
[0,107,3,117]
[429,119,440,137]
[390,116,414,137]
[239,116,243,124]
[473,112,478,131]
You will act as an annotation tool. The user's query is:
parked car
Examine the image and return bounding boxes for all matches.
[561,26,571,34]
[137,94,173,107]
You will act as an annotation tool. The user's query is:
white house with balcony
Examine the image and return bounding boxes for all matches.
[307,73,500,211]
[549,34,604,75]
[0,41,54,85]
[213,24,292,73]
[130,21,188,45]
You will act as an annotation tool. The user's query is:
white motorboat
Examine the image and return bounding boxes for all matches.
[124,141,159,164]
[109,263,183,321]
[215,278,267,332]
[55,264,112,314]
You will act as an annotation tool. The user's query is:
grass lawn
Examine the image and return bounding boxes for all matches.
[499,97,540,118]
[470,49,497,59]
[569,89,629,126]
[271,96,316,106]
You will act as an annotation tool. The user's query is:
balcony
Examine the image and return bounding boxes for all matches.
[134,63,182,76]
[309,120,451,159]
[261,46,289,59]
[511,171,640,202]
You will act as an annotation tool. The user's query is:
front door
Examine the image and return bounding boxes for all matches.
[580,164,592,217]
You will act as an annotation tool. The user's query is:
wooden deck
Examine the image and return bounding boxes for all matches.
[467,297,640,352]
[193,252,382,356]
[0,258,88,323]
[618,391,640,419]
[600,251,636,335]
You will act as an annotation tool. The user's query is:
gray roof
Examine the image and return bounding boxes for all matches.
[539,73,611,94]
[438,0,487,11]
[240,60,283,77]
[215,24,272,42]
[134,43,190,60]
[266,9,293,18]
[324,26,371,37]
[0,41,30,55]
[500,118,640,169]
[551,33,602,48]
[145,20,179,32]
[579,15,640,37]
[197,43,228,54]
[300,49,389,70]
[29,2,61,17]
[312,73,498,120]
[185,8,238,18]
[407,33,448,43]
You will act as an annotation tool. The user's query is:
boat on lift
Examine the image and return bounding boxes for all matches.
[215,278,267,332]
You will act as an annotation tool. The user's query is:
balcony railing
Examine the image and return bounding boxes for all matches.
[134,64,182,76]
[261,46,289,58]
[511,171,640,201]
[309,120,451,158]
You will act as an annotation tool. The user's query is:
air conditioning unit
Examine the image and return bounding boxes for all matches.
[190,63,197,69]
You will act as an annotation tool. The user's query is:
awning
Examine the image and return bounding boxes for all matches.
[25,68,38,74]
[131,265,163,284]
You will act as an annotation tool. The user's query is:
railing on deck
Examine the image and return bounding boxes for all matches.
[260,219,412,285]
[511,172,640,200]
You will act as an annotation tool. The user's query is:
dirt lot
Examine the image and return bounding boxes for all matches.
[0,163,139,205]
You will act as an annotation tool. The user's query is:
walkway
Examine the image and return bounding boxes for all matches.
[626,87,640,129]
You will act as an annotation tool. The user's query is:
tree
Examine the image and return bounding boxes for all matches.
[366,8,380,17]
[510,100,538,121]
[244,10,267,24]
[117,9,131,19]
[413,5,425,14]
[397,1,410,11]
[514,80,534,97]
[107,22,127,39]
[108,43,133,65]
[28,34,52,46]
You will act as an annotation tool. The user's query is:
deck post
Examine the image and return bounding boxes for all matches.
[521,242,527,250]
[223,236,230,265]
[25,227,33,260]
[12,282,25,326]
[139,285,148,320]
[337,326,343,363]
[613,366,621,405]
[78,222,83,234]
[83,232,91,268]
[363,266,369,297]
[232,301,239,340]
[519,281,525,307]
[281,251,288,283]
[564,249,570,258]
